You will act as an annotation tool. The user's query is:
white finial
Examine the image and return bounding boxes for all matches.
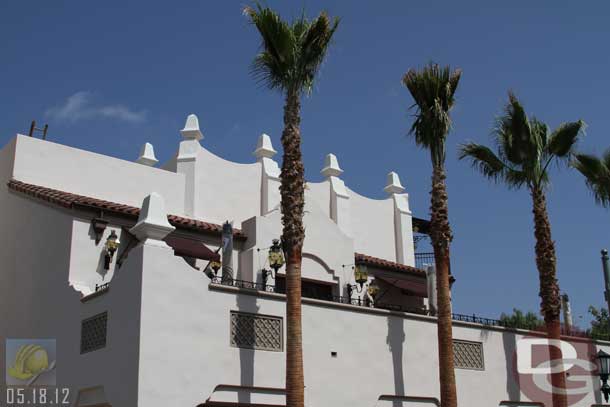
[384,171,405,194]
[253,133,277,159]
[136,143,159,166]
[321,153,343,178]
[130,193,175,247]
[180,114,203,140]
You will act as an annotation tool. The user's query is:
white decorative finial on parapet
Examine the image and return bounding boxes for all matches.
[180,114,203,141]
[321,153,343,178]
[384,171,405,194]
[253,133,277,160]
[136,143,159,166]
[130,193,175,248]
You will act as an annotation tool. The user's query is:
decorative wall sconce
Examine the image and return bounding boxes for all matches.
[209,260,221,276]
[596,350,610,402]
[367,279,380,299]
[346,264,369,298]
[262,239,285,287]
[104,230,120,270]
[91,218,109,244]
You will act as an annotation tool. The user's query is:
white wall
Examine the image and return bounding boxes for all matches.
[2,133,419,268]
[0,188,143,406]
[349,187,397,262]
[8,135,186,215]
[193,146,262,224]
[130,243,610,407]
[2,189,608,407]
[238,201,355,293]
[68,219,122,294]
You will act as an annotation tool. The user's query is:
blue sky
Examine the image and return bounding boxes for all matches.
[2,1,609,327]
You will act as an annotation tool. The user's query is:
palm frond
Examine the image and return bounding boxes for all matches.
[494,92,533,166]
[298,12,339,94]
[548,120,585,158]
[402,63,462,167]
[469,91,584,192]
[573,153,610,207]
[245,3,338,95]
[458,143,507,183]
[459,142,529,189]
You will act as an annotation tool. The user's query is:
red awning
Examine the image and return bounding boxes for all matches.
[376,275,428,298]
[165,236,220,262]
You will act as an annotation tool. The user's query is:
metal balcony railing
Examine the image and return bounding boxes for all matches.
[415,252,435,269]
[209,276,610,341]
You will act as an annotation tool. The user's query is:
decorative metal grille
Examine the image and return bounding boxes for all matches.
[230,311,282,352]
[453,340,484,370]
[80,312,108,354]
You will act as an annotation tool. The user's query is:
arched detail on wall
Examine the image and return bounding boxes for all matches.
[302,252,340,285]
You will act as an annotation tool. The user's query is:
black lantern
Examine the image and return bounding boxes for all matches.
[596,350,610,402]
[262,239,285,288]
[268,239,285,272]
[210,260,221,276]
[347,264,369,300]
[354,264,368,286]
[367,279,380,299]
[103,231,120,270]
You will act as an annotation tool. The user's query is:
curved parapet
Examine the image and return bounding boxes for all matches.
[167,116,414,265]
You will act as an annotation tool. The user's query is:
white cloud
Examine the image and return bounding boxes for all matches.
[45,91,146,124]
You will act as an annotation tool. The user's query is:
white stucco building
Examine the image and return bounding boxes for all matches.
[1,114,608,407]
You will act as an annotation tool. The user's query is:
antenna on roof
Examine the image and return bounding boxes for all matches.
[28,120,48,140]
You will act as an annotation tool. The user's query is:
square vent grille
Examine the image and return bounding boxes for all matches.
[230,311,282,352]
[453,339,484,370]
[80,312,108,354]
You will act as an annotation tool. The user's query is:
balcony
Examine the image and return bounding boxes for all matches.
[415,252,434,269]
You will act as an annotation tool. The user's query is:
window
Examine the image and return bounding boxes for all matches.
[453,339,484,370]
[80,312,108,354]
[230,311,282,352]
[275,276,334,301]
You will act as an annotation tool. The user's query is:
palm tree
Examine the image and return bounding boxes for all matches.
[573,150,610,207]
[402,63,461,407]
[244,5,338,407]
[459,92,585,407]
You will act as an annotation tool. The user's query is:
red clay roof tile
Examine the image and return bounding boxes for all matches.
[355,252,425,276]
[8,179,425,275]
[7,179,246,239]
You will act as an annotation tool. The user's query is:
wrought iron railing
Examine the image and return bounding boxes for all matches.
[451,313,503,326]
[415,252,435,269]
[95,282,110,292]
[209,276,610,341]
[210,276,424,312]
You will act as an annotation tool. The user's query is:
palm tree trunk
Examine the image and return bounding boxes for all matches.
[430,167,458,407]
[281,88,305,407]
[531,187,566,407]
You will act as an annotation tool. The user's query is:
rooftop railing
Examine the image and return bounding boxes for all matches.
[415,252,434,269]
[210,276,610,341]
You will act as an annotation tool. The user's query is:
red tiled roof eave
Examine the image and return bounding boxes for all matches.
[7,179,246,240]
[354,252,425,276]
[7,180,424,271]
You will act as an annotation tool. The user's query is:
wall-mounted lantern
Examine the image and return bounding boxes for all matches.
[367,279,380,300]
[596,350,610,402]
[103,231,120,270]
[209,260,221,276]
[262,239,285,288]
[347,264,369,299]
